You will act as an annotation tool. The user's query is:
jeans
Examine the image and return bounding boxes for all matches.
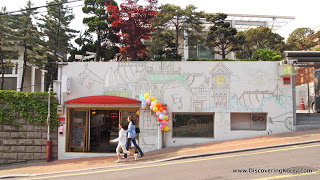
[124,138,143,158]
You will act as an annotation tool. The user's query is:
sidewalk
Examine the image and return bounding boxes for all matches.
[1,129,320,178]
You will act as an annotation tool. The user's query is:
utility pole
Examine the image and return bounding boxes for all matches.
[46,84,52,162]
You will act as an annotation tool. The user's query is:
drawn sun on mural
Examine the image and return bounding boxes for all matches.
[250,71,269,86]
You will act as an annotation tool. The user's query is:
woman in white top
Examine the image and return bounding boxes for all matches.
[110,122,137,163]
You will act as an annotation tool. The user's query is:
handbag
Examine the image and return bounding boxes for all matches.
[135,127,140,133]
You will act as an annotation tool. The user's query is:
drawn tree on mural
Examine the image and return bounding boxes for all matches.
[107,0,158,61]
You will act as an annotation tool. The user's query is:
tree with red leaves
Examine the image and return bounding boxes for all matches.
[107,0,158,61]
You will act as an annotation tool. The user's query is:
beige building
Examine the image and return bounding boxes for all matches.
[1,47,47,92]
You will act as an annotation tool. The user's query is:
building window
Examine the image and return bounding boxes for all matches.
[173,113,214,137]
[0,77,17,90]
[231,113,267,131]
[2,63,13,74]
[199,86,204,95]
[198,44,215,59]
[195,102,203,111]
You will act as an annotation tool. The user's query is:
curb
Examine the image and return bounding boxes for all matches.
[1,139,320,179]
[155,139,320,163]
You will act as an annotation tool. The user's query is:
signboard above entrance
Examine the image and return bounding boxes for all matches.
[279,64,297,77]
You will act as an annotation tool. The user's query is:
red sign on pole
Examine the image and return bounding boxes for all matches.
[283,78,291,85]
[59,117,65,124]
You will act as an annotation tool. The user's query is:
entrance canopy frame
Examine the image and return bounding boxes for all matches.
[284,51,320,127]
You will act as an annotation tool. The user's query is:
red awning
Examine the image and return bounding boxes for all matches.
[65,95,141,105]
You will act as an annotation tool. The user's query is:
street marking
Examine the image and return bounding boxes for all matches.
[252,171,320,180]
[20,143,320,180]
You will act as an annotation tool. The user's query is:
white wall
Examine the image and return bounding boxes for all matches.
[57,61,293,159]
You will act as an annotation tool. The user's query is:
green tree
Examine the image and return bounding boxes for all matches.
[312,46,320,51]
[206,13,245,59]
[68,31,95,61]
[82,0,118,61]
[147,29,177,60]
[287,27,317,51]
[12,0,43,91]
[38,0,78,85]
[235,26,285,59]
[153,4,204,59]
[0,7,15,90]
[252,48,281,61]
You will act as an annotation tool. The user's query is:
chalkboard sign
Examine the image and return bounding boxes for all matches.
[71,126,85,147]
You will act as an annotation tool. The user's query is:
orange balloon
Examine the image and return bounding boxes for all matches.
[159,107,163,112]
[156,103,161,108]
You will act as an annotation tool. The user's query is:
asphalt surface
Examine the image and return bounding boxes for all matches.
[14,142,320,180]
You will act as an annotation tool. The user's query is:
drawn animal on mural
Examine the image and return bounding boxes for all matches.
[78,64,90,85]
[269,111,294,131]
[78,63,104,91]
[171,94,183,110]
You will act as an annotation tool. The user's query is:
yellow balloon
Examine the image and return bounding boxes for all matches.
[150,97,155,102]
[136,110,139,116]
[164,115,168,121]
[144,93,149,99]
[153,107,158,112]
[164,126,169,131]
[154,99,159,103]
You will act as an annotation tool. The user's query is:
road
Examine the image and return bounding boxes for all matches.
[17,142,320,180]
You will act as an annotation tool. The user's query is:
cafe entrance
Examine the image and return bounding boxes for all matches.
[89,110,119,152]
[67,108,139,153]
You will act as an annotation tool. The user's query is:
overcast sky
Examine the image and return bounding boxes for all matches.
[2,0,320,43]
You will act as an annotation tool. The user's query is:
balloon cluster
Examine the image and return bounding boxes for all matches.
[140,93,169,131]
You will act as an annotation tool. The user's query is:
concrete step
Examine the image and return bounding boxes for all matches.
[296,113,320,117]
[297,120,320,125]
[296,113,320,125]
[296,125,320,131]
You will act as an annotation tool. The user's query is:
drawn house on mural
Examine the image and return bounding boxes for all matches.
[189,76,211,112]
[210,63,232,108]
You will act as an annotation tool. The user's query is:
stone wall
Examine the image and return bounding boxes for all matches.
[0,119,58,165]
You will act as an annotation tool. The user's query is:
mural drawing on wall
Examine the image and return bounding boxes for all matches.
[269,111,294,132]
[77,64,104,93]
[76,61,293,136]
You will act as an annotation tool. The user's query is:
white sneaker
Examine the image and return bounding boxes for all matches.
[134,154,138,160]
[115,159,121,163]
